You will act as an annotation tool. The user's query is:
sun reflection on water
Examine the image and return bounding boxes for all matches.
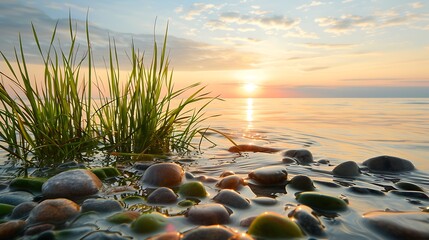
[246,98,253,127]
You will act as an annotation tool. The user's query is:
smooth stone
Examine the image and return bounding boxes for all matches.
[147,231,181,240]
[81,231,130,240]
[296,192,348,212]
[122,196,145,204]
[240,216,257,227]
[289,205,325,237]
[42,169,102,199]
[363,155,415,172]
[228,144,279,153]
[0,220,26,239]
[283,149,313,164]
[220,171,235,177]
[332,161,361,177]
[178,182,208,198]
[182,226,235,240]
[107,211,140,224]
[81,198,123,213]
[9,177,47,192]
[212,189,250,209]
[131,212,168,234]
[48,225,98,239]
[251,197,278,206]
[248,166,288,185]
[390,190,429,200]
[27,198,80,226]
[363,211,429,239]
[91,167,121,180]
[24,223,55,236]
[288,175,315,191]
[147,187,178,204]
[185,203,231,225]
[282,157,296,164]
[0,191,34,206]
[318,159,330,164]
[186,172,195,179]
[141,163,184,187]
[348,186,385,196]
[313,180,341,188]
[395,181,424,192]
[247,212,304,239]
[0,203,15,217]
[178,199,198,207]
[10,201,38,219]
[195,175,218,183]
[216,175,244,190]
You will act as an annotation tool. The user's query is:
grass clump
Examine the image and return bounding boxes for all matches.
[0,16,217,167]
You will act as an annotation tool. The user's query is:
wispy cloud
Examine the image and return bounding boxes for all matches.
[181,3,221,20]
[220,12,300,30]
[410,2,424,9]
[205,20,234,31]
[302,42,357,49]
[303,66,330,71]
[297,1,325,11]
[285,27,319,39]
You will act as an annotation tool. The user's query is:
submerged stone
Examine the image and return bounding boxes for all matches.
[82,231,130,240]
[0,203,15,217]
[216,175,245,190]
[0,191,34,206]
[363,155,415,172]
[182,226,235,240]
[141,163,184,187]
[247,212,304,239]
[283,149,313,164]
[332,161,361,177]
[42,169,102,199]
[212,189,250,209]
[27,198,80,226]
[363,211,429,239]
[178,182,208,198]
[10,201,38,220]
[107,211,140,224]
[147,231,181,240]
[248,166,288,185]
[251,197,278,206]
[220,170,235,177]
[348,186,385,196]
[24,223,55,236]
[185,203,231,225]
[395,181,424,192]
[390,190,429,200]
[288,175,315,191]
[81,198,123,213]
[131,212,168,234]
[0,220,26,239]
[228,144,279,153]
[91,167,121,180]
[296,192,348,212]
[9,177,47,192]
[147,187,178,204]
[289,205,326,237]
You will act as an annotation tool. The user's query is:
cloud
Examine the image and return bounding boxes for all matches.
[297,1,324,11]
[289,86,429,98]
[181,3,219,20]
[285,27,319,39]
[205,20,234,31]
[215,36,261,45]
[410,2,424,9]
[301,42,357,49]
[303,66,330,71]
[220,12,300,30]
[342,0,353,3]
[0,2,260,71]
[315,15,376,34]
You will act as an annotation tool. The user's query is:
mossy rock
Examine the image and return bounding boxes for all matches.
[296,192,348,212]
[178,182,208,198]
[9,177,47,192]
[91,167,121,180]
[0,203,15,217]
[131,212,168,234]
[107,211,141,224]
[178,199,198,207]
[122,196,145,205]
[248,212,304,238]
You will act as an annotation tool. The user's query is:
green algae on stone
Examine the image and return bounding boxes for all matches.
[91,167,121,180]
[296,192,348,212]
[9,177,47,192]
[131,212,168,234]
[107,211,141,224]
[122,196,146,205]
[178,182,208,197]
[247,212,304,239]
[0,203,15,217]
[178,199,198,207]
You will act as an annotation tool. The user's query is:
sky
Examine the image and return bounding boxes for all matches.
[0,0,428,98]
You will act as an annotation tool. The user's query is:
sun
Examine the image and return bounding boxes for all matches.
[244,82,257,93]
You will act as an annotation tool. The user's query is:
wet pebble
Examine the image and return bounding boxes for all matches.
[240,216,257,227]
[185,203,231,225]
[131,212,168,234]
[283,149,313,164]
[313,180,342,188]
[182,225,235,240]
[295,192,348,212]
[24,223,55,236]
[282,157,296,164]
[90,167,121,180]
[141,163,184,187]
[288,175,315,191]
[27,198,80,226]
[395,181,424,192]
[107,211,140,224]
[318,159,330,164]
[216,175,244,190]
[0,220,26,239]
[9,177,47,192]
[220,170,235,177]
[348,186,385,196]
[147,187,178,204]
[363,155,415,172]
[363,211,429,239]
[0,203,15,217]
[42,169,102,199]
[332,161,361,177]
[82,231,130,240]
[289,205,325,237]
[212,189,250,209]
[247,212,304,239]
[0,191,34,206]
[81,198,123,213]
[390,190,429,200]
[147,231,181,240]
[178,182,208,198]
[251,197,278,206]
[10,201,38,220]
[248,166,288,185]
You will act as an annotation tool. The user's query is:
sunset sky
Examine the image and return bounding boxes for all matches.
[1,0,428,97]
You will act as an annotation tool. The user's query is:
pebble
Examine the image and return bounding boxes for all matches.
[0,220,26,239]
[81,198,123,213]
[220,170,235,177]
[288,205,325,237]
[107,211,140,224]
[332,161,361,177]
[216,175,244,190]
[42,169,102,199]
[390,190,429,200]
[248,166,288,185]
[0,191,34,206]
[178,181,208,198]
[295,192,348,212]
[131,212,168,234]
[212,189,250,209]
[26,198,80,226]
[182,225,235,240]
[0,203,15,217]
[9,177,47,192]
[283,149,313,164]
[185,203,231,225]
[141,163,184,187]
[251,197,278,206]
[147,231,181,240]
[348,186,385,196]
[288,175,315,191]
[363,155,415,172]
[282,157,296,164]
[395,181,424,192]
[247,212,304,239]
[147,187,178,204]
[10,201,38,220]
[24,223,55,236]
[82,231,131,240]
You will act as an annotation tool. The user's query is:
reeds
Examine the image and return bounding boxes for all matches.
[0,17,217,167]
